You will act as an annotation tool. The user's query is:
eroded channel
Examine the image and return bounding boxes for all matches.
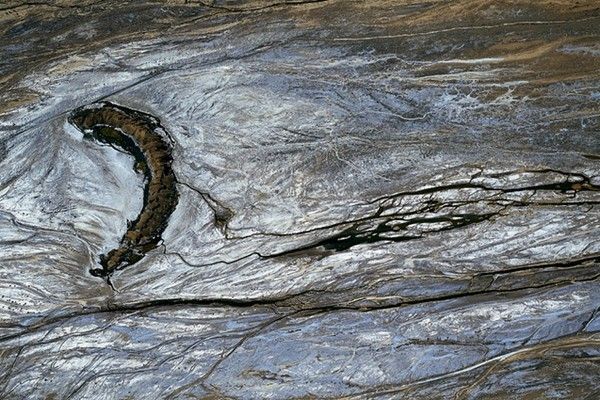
[69,102,179,277]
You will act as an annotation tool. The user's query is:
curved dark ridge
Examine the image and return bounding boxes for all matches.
[68,101,179,277]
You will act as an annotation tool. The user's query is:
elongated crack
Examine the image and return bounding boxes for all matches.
[186,0,332,13]
[287,212,498,254]
[340,333,600,400]
[219,168,598,242]
[69,102,179,277]
[1,262,597,345]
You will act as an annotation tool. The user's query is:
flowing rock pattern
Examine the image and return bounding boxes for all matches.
[0,0,599,399]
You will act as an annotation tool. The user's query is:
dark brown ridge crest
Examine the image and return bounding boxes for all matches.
[68,101,179,277]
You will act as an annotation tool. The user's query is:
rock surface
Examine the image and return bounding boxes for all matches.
[0,0,599,398]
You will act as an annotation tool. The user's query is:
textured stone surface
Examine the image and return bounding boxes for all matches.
[0,0,599,398]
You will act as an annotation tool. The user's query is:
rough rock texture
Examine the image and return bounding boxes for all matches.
[0,0,599,398]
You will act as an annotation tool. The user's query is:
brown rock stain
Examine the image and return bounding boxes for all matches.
[69,102,179,277]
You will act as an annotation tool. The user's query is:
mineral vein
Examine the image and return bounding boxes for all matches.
[68,102,179,277]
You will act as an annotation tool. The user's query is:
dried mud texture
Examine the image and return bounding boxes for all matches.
[0,0,599,399]
[69,102,179,277]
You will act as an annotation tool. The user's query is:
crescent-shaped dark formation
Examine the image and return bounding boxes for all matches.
[68,102,179,277]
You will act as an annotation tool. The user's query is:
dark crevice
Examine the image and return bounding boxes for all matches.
[165,207,502,265]
[1,269,597,345]
[184,0,332,13]
[222,169,598,241]
[261,212,499,257]
[370,169,598,204]
[580,305,600,332]
[177,180,234,233]
[292,274,600,318]
[473,254,600,278]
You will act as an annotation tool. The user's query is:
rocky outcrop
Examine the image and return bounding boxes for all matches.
[69,102,178,277]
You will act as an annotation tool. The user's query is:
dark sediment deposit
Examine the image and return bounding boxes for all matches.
[69,102,178,276]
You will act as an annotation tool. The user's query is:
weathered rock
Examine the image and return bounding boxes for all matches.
[0,0,599,398]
